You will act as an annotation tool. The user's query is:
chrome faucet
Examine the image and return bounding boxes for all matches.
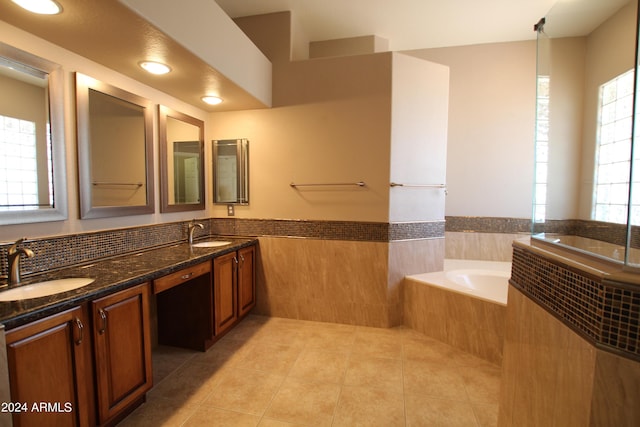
[7,238,34,285]
[188,221,204,245]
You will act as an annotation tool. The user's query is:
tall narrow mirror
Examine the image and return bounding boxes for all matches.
[159,106,205,212]
[0,42,67,225]
[213,139,249,205]
[76,73,154,219]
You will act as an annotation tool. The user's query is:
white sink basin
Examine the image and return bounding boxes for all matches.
[192,241,232,248]
[0,278,95,301]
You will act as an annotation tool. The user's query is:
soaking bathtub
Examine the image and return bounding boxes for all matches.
[403,259,511,364]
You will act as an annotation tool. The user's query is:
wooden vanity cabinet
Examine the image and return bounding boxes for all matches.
[213,252,238,336]
[213,245,256,336]
[5,305,95,427]
[237,245,256,318]
[91,283,152,425]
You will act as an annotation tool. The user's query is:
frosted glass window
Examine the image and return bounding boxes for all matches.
[593,69,635,224]
[0,115,39,209]
[534,75,550,223]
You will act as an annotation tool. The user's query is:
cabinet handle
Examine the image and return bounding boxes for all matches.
[180,272,193,280]
[74,317,84,345]
[98,308,107,334]
[239,254,245,268]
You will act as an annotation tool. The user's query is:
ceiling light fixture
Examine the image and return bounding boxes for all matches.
[11,0,62,15]
[202,96,223,105]
[139,61,171,75]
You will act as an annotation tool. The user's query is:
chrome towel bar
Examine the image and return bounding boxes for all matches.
[290,181,366,188]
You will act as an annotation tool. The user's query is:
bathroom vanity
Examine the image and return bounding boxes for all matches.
[0,238,256,427]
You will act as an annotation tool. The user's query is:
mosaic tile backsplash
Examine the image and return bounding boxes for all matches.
[0,218,444,279]
[511,244,640,361]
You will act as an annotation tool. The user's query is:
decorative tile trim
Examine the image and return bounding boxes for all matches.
[1,218,443,279]
[445,216,530,233]
[212,218,444,241]
[0,220,210,279]
[533,219,631,248]
[511,245,640,361]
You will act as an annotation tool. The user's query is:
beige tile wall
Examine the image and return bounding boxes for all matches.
[403,278,506,365]
[499,286,597,426]
[445,231,528,261]
[254,237,444,328]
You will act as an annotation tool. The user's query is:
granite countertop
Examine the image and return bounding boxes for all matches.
[0,237,257,330]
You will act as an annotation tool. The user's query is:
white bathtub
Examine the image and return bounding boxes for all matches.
[404,258,511,364]
[406,259,511,306]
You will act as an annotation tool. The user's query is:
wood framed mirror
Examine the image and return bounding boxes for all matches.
[158,105,205,212]
[76,73,154,219]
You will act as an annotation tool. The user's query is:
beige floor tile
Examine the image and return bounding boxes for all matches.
[459,364,502,405]
[303,327,357,353]
[287,348,349,385]
[258,418,306,427]
[117,395,197,427]
[234,340,304,375]
[402,335,459,364]
[472,403,499,427]
[205,368,284,416]
[344,354,404,392]
[264,378,340,426]
[352,328,404,359]
[403,359,469,401]
[148,358,228,405]
[183,406,261,426]
[152,345,198,383]
[332,385,405,427]
[405,395,480,427]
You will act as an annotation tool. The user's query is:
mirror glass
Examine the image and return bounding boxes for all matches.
[76,73,154,219]
[159,105,205,212]
[531,0,638,265]
[0,42,67,225]
[213,139,249,205]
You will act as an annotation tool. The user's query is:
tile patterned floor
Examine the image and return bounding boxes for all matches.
[120,315,501,426]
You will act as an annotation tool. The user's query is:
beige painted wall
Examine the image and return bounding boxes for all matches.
[209,53,394,222]
[405,41,537,219]
[390,53,449,222]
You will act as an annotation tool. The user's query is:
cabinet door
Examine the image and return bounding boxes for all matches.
[213,251,238,336]
[238,245,256,318]
[6,305,94,427]
[92,283,152,424]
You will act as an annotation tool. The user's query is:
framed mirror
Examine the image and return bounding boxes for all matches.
[213,139,249,205]
[0,42,67,225]
[158,105,205,212]
[76,73,154,219]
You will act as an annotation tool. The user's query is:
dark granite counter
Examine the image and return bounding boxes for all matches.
[0,237,257,330]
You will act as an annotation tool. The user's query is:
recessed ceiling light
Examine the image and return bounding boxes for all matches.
[139,61,171,75]
[11,0,61,15]
[202,96,223,105]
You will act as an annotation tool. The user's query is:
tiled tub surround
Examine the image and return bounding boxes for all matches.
[444,216,530,261]
[404,260,510,365]
[501,241,640,426]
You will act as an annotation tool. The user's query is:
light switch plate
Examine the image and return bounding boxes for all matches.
[227,204,235,216]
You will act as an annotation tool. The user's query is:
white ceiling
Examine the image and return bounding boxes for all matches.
[214,0,631,51]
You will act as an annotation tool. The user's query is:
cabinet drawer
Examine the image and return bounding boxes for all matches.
[153,261,211,294]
